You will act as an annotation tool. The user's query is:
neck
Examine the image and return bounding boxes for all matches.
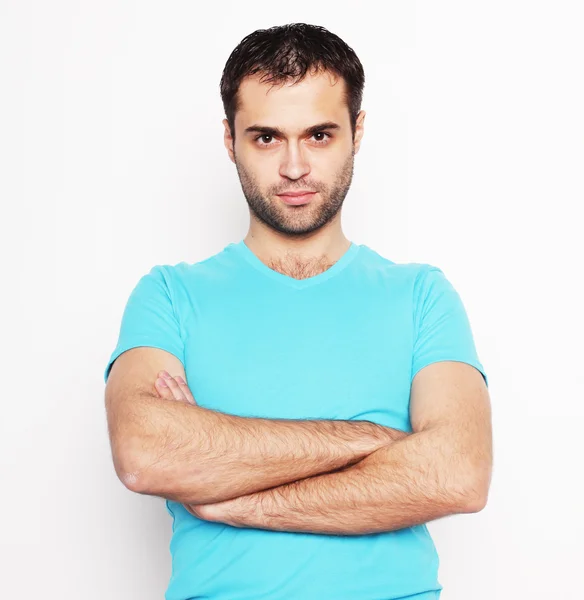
[243,221,351,279]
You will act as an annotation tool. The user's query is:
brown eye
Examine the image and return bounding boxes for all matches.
[255,134,276,147]
[312,132,331,145]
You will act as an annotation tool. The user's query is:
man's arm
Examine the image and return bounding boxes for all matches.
[193,361,493,535]
[105,347,405,506]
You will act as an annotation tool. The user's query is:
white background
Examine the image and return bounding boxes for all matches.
[1,1,583,598]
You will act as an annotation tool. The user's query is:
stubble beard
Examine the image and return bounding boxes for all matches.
[234,149,355,237]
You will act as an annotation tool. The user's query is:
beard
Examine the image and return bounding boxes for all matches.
[234,150,355,237]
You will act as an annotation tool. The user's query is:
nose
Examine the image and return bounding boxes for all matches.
[279,142,311,181]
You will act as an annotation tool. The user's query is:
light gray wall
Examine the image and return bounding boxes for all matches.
[1,1,582,598]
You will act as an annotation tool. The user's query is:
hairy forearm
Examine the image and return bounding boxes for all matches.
[120,394,404,504]
[205,424,489,535]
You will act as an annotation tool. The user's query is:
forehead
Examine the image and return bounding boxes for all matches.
[235,70,348,131]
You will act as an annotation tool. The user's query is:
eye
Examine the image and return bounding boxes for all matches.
[312,132,331,144]
[256,134,276,146]
[253,132,332,148]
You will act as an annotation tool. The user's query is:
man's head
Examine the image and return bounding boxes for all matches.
[219,23,366,237]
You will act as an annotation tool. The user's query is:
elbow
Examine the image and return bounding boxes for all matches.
[113,438,208,503]
[118,456,147,494]
[119,468,142,493]
[462,490,488,513]
[114,453,146,494]
[117,452,167,496]
[458,469,491,514]
[110,434,157,494]
[117,446,171,496]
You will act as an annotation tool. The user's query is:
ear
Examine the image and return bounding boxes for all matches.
[223,119,236,164]
[353,110,366,155]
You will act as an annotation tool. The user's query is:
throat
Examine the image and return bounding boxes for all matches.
[267,254,337,280]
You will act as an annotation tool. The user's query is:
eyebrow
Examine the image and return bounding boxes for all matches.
[244,121,341,137]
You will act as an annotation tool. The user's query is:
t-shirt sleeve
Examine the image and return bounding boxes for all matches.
[411,264,488,388]
[104,265,185,383]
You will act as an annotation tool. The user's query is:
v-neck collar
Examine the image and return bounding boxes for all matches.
[230,238,360,290]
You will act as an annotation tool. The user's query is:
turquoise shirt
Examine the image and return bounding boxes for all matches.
[104,239,488,600]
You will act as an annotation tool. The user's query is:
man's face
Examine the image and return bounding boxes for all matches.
[223,70,365,237]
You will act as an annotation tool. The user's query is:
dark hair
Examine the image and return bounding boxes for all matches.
[219,23,365,143]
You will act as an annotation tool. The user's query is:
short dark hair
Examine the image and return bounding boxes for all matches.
[219,23,365,143]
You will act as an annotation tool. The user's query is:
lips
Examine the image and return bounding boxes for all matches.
[277,192,317,205]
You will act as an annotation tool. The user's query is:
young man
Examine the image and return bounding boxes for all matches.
[104,23,492,600]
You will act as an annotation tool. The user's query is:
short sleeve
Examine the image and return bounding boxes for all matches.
[104,265,185,383]
[411,265,488,388]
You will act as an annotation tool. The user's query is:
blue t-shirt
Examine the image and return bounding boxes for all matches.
[104,239,488,600]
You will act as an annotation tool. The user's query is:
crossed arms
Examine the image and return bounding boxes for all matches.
[105,347,492,535]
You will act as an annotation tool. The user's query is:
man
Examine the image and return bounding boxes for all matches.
[104,23,492,600]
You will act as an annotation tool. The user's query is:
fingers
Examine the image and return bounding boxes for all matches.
[154,373,178,401]
[154,371,197,406]
[155,371,188,403]
[184,503,212,519]
[176,376,197,405]
[184,503,201,517]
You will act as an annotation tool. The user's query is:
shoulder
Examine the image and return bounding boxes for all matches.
[146,243,238,288]
[357,244,441,287]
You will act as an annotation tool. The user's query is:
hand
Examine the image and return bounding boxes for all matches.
[154,370,197,406]
[183,500,227,522]
[183,495,251,527]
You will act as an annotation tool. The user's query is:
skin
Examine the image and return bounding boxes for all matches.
[223,68,366,278]
[153,365,491,531]
[154,370,244,523]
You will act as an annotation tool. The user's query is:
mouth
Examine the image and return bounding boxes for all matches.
[277,192,317,206]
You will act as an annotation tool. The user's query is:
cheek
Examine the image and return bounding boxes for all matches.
[240,157,271,186]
